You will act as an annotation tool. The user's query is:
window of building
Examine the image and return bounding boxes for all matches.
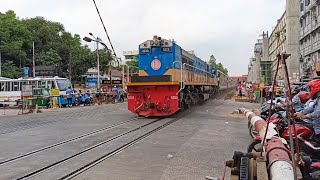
[307,13,311,24]
[306,0,310,6]
[300,2,304,12]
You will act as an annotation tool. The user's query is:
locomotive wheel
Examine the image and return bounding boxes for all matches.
[249,125,259,139]
[247,139,262,153]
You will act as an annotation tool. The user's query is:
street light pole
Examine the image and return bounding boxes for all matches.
[83,34,106,91]
[33,41,35,77]
[96,39,100,90]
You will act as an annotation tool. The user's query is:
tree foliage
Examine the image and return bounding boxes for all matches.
[125,55,138,72]
[1,60,22,78]
[0,10,97,82]
[208,54,228,75]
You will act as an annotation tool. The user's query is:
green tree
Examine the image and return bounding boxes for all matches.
[0,10,32,67]
[36,48,62,65]
[0,10,116,81]
[98,49,113,74]
[208,55,216,67]
[1,60,22,78]
[125,55,138,72]
[208,54,228,75]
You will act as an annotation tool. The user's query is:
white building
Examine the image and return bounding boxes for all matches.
[123,50,138,64]
[299,0,320,78]
[247,39,263,84]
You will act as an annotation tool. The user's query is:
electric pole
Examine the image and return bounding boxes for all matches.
[33,41,35,77]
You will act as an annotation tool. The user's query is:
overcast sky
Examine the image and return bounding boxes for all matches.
[0,0,285,76]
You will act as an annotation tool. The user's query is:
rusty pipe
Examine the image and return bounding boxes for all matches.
[266,137,294,180]
[239,108,278,140]
[240,108,295,180]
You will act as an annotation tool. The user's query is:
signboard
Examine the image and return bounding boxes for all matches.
[21,85,33,96]
[50,89,60,96]
[102,80,122,84]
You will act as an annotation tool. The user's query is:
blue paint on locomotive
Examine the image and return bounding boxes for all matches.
[138,38,217,77]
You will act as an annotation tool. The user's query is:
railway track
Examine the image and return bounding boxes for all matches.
[11,109,191,180]
[62,110,191,180]
[0,117,140,166]
[0,104,127,135]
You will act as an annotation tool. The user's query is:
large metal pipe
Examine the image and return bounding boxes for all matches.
[240,108,277,139]
[239,108,295,180]
[266,137,295,180]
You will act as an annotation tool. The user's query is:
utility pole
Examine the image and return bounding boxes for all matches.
[96,40,100,90]
[32,41,35,77]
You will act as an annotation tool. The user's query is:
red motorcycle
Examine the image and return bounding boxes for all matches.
[247,117,320,159]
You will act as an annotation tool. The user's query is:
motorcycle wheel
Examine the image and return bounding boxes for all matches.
[249,125,259,139]
[247,139,262,153]
[90,99,95,106]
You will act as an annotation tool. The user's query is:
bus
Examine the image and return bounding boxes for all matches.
[0,76,74,106]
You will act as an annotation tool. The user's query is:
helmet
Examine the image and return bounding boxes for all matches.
[298,91,310,103]
[307,79,320,99]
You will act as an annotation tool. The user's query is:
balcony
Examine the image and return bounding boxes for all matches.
[313,41,319,50]
[306,23,312,34]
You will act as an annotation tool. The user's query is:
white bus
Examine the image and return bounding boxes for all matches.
[0,76,72,106]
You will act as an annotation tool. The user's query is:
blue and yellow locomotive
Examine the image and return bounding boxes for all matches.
[127,36,233,117]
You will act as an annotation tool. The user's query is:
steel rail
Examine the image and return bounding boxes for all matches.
[59,109,191,180]
[0,117,140,166]
[16,118,162,180]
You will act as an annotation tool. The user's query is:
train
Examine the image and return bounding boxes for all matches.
[127,36,237,117]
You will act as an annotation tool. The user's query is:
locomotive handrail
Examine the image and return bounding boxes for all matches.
[172,61,183,84]
[183,63,210,84]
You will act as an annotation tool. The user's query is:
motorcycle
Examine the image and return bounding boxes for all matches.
[248,100,286,139]
[75,93,95,106]
[247,116,320,160]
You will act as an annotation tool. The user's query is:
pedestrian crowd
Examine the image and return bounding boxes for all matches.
[236,81,284,103]
[63,85,126,108]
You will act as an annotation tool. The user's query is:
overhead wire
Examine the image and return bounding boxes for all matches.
[92,0,119,64]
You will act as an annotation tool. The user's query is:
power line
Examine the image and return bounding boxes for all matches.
[92,0,118,61]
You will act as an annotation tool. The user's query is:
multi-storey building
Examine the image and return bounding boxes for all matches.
[247,39,263,83]
[123,50,139,64]
[260,32,272,85]
[299,0,320,78]
[269,0,300,84]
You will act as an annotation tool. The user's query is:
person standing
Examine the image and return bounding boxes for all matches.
[238,82,243,97]
[66,86,73,108]
[254,85,260,103]
[268,85,274,100]
[112,86,119,103]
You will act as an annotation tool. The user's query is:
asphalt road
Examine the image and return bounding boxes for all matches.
[0,94,258,180]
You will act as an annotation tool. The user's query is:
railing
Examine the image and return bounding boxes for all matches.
[172,61,215,94]
[172,61,183,84]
